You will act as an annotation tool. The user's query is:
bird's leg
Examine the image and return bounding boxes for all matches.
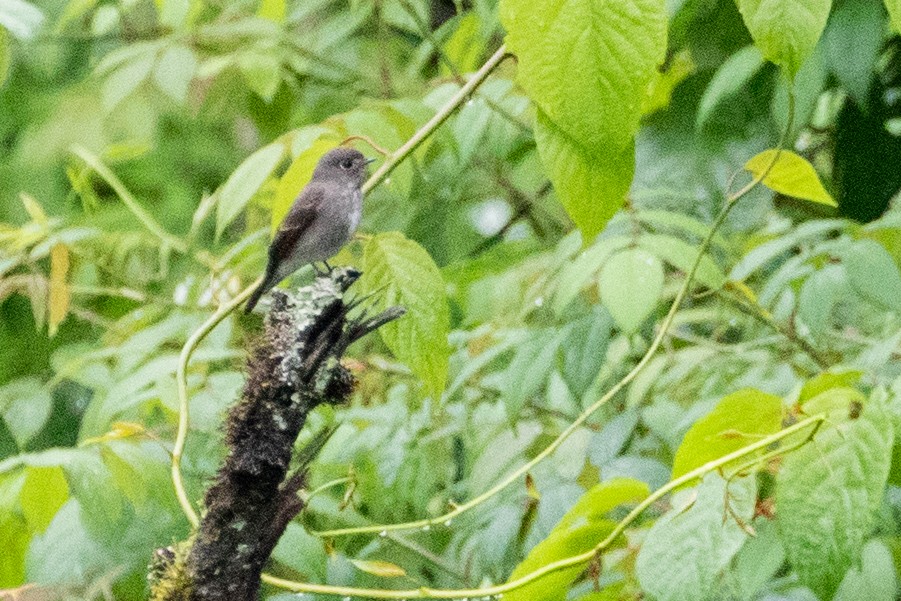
[323,260,334,274]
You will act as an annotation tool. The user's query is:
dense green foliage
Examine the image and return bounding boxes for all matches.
[2,0,901,599]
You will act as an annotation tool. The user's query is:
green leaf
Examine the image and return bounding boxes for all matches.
[500,0,667,151]
[102,49,156,110]
[888,0,901,34]
[360,232,450,399]
[599,248,664,333]
[558,308,614,399]
[643,49,695,115]
[0,512,28,586]
[534,110,635,241]
[636,474,757,601]
[735,0,832,78]
[834,539,899,601]
[504,478,649,601]
[504,329,565,417]
[672,388,783,481]
[637,233,727,290]
[800,369,864,403]
[696,45,764,129]
[0,377,52,449]
[729,520,786,600]
[553,235,630,314]
[744,149,836,206]
[237,50,281,101]
[19,466,69,534]
[822,0,885,106]
[797,264,848,336]
[215,141,286,237]
[0,27,9,88]
[776,393,894,599]
[843,239,901,312]
[152,44,197,103]
[0,0,44,40]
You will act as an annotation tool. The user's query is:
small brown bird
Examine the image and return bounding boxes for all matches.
[244,147,374,313]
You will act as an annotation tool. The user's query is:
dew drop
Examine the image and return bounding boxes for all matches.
[385,177,392,185]
[534,296,544,307]
[466,98,474,106]
[444,519,453,527]
[379,530,388,537]
[422,524,431,531]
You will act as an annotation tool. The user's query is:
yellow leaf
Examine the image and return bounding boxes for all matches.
[744,149,836,207]
[48,243,70,336]
[257,0,285,22]
[349,559,407,578]
[80,421,148,446]
[20,193,47,227]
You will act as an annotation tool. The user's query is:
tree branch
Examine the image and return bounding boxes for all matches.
[150,268,403,601]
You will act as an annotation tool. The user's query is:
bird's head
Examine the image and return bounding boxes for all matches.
[312,147,375,188]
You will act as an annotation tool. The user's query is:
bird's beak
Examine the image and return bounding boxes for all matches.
[365,157,377,165]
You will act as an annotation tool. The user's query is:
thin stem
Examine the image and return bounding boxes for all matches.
[70,146,188,254]
[314,89,802,539]
[262,416,823,599]
[362,44,508,195]
[171,275,264,528]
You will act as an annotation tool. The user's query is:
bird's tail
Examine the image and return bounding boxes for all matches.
[244,272,277,314]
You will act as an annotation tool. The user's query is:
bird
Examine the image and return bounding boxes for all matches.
[244,147,375,313]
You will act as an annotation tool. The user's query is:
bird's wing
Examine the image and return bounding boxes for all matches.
[267,184,325,263]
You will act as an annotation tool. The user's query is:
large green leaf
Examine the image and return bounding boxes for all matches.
[843,239,901,312]
[534,111,635,241]
[215,141,287,237]
[636,474,757,601]
[504,478,649,601]
[744,149,836,207]
[599,248,664,333]
[696,45,765,129]
[734,0,832,78]
[360,232,450,399]
[500,0,667,152]
[672,388,783,480]
[776,392,894,599]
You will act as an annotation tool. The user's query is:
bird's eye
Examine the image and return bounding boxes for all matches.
[340,159,353,169]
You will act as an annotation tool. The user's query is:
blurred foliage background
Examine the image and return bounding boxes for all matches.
[2,0,901,600]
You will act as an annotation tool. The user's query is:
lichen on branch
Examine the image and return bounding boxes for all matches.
[150,268,403,601]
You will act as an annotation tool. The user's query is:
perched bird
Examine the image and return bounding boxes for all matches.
[244,147,374,313]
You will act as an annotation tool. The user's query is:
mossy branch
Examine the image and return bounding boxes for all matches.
[151,268,403,601]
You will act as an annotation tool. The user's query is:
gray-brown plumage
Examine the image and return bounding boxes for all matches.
[245,147,373,313]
